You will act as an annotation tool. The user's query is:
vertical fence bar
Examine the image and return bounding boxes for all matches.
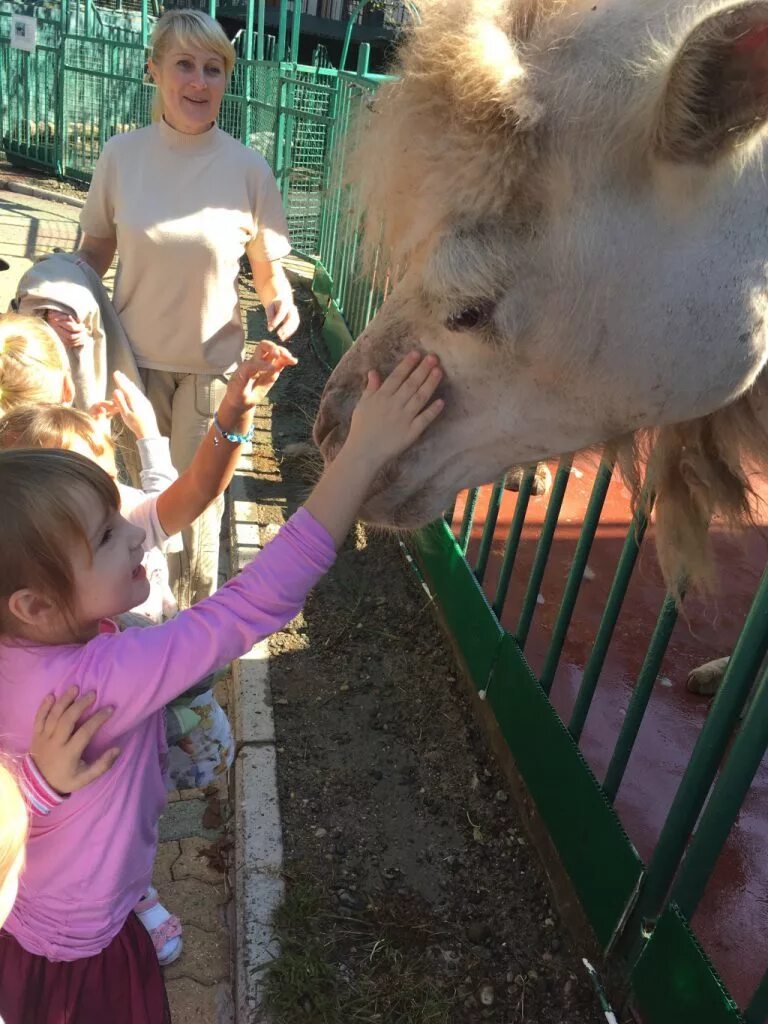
[670,663,768,920]
[539,459,613,695]
[290,0,301,63]
[515,459,572,649]
[458,488,480,556]
[600,593,679,800]
[746,966,768,1024]
[141,0,148,48]
[277,0,289,63]
[491,469,536,618]
[474,478,506,586]
[567,502,651,744]
[356,41,370,75]
[208,0,217,19]
[256,0,266,61]
[56,0,69,176]
[629,563,768,942]
[241,0,255,145]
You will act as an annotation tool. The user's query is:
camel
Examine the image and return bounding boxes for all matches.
[314,0,768,599]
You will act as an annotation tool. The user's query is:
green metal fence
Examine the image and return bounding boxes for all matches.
[3,5,768,1020]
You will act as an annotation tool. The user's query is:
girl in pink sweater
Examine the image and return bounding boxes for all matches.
[0,351,443,1024]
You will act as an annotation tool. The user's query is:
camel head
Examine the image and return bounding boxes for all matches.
[314,0,768,589]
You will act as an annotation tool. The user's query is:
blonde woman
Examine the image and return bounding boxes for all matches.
[54,9,299,608]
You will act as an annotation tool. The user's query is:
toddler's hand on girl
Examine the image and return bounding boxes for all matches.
[89,371,160,441]
[224,342,298,413]
[31,687,120,796]
[345,351,444,466]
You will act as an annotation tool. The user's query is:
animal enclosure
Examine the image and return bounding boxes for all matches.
[2,2,768,1020]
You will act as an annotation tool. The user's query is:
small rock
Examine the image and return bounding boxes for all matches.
[478,983,495,1007]
[275,698,289,706]
[583,565,596,581]
[536,594,545,605]
[339,683,349,693]
[494,789,508,803]
[314,827,328,838]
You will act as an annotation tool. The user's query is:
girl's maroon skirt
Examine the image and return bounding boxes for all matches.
[0,912,171,1024]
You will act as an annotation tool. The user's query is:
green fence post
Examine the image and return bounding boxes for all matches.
[600,593,679,801]
[670,662,768,920]
[141,0,148,48]
[474,479,506,586]
[625,562,768,951]
[341,0,367,72]
[56,0,69,176]
[357,42,370,76]
[539,459,614,695]
[567,500,651,743]
[491,469,536,618]
[290,0,301,64]
[208,0,217,18]
[242,0,255,146]
[256,0,266,62]
[277,0,288,63]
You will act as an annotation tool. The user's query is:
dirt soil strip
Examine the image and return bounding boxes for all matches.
[234,283,610,1024]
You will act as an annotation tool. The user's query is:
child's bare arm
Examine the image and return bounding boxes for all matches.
[155,342,297,538]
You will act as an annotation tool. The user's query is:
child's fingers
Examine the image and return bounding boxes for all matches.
[407,398,445,441]
[39,687,83,736]
[71,747,121,790]
[403,366,443,417]
[68,706,115,757]
[365,369,381,393]
[377,351,423,395]
[31,693,58,737]
[392,354,439,406]
[53,692,98,739]
[112,389,132,420]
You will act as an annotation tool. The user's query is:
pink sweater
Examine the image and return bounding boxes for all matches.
[0,509,335,961]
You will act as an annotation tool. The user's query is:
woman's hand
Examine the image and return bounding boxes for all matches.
[31,687,120,796]
[344,351,444,467]
[221,342,298,417]
[89,371,160,441]
[45,310,89,349]
[265,293,300,343]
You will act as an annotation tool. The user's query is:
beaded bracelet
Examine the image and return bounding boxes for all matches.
[213,412,255,446]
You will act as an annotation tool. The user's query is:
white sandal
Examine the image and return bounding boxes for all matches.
[135,886,183,966]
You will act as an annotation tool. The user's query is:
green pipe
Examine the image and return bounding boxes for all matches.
[475,478,506,586]
[746,965,768,1024]
[458,488,480,556]
[357,41,370,76]
[340,0,367,73]
[633,562,768,933]
[539,459,613,695]
[516,458,572,649]
[600,593,679,801]
[141,0,148,48]
[242,0,255,145]
[244,0,255,60]
[568,499,651,743]
[208,0,217,18]
[290,0,301,63]
[257,0,266,62]
[277,0,288,63]
[491,469,536,618]
[671,663,768,920]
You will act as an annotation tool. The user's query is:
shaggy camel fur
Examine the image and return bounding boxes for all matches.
[314,0,768,597]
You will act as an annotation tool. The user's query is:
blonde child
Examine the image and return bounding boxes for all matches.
[0,351,443,1023]
[0,313,74,413]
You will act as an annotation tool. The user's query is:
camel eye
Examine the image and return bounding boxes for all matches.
[445,302,495,332]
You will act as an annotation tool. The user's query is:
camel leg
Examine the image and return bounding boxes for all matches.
[686,656,730,695]
[505,463,553,497]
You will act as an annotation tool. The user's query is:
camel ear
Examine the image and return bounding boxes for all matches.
[656,1,768,163]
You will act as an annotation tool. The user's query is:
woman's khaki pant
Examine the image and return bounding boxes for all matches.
[140,368,229,608]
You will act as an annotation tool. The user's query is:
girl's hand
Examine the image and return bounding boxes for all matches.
[44,310,89,349]
[344,351,444,467]
[89,371,160,441]
[31,687,120,796]
[223,342,298,415]
[265,293,300,343]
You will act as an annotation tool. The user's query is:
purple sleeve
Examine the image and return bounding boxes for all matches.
[80,508,336,742]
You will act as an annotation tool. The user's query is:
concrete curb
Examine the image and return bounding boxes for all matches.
[229,489,284,1024]
[0,178,86,209]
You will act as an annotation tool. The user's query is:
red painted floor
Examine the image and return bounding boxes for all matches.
[452,454,768,1009]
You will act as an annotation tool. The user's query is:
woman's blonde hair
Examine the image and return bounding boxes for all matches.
[0,403,115,468]
[0,314,70,415]
[0,764,27,912]
[0,449,119,635]
[149,9,235,122]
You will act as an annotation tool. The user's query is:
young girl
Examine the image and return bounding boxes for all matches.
[0,350,443,1023]
[0,342,297,965]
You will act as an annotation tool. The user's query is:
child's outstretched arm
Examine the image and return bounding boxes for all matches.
[155,342,297,537]
[305,351,444,547]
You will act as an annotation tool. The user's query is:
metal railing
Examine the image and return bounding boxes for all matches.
[1,5,765,1020]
